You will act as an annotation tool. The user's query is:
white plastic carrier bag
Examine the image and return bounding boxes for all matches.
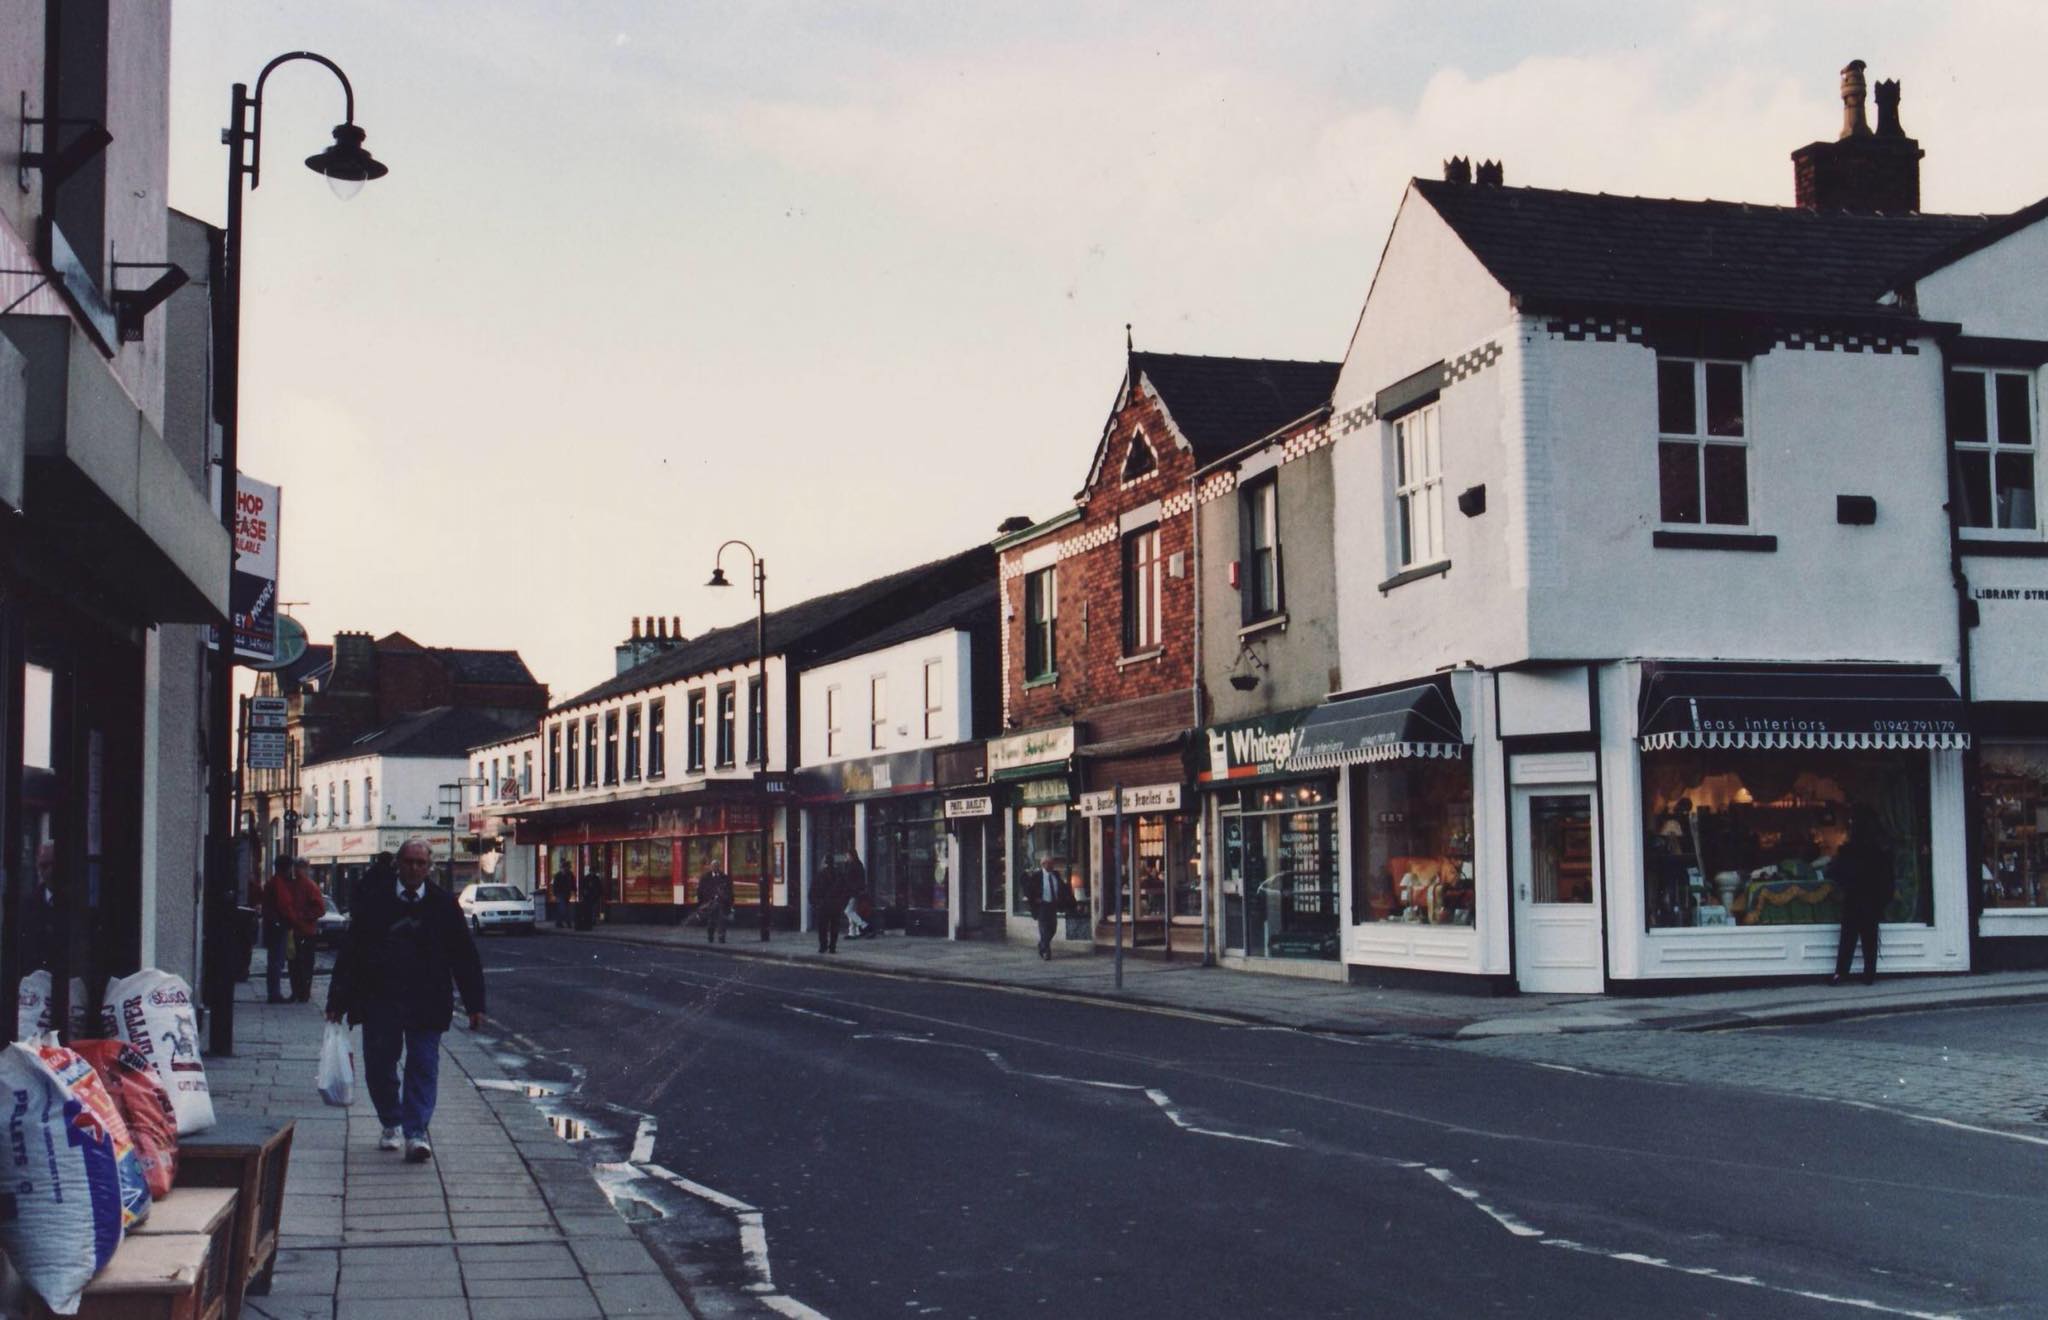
[317,1020,356,1108]
[0,1041,126,1315]
[99,969,216,1135]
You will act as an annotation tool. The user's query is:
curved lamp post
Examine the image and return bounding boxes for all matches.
[205,53,388,1054]
[707,541,772,942]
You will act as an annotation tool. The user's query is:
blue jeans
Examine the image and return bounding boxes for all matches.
[361,1019,442,1139]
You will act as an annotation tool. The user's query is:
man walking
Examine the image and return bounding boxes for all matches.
[1029,854,1070,960]
[277,858,325,1002]
[812,858,843,954]
[261,856,293,1003]
[1829,805,1895,986]
[326,838,485,1163]
[550,861,575,929]
[699,866,733,944]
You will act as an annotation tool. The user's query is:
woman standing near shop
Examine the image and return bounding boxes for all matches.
[1829,805,1895,986]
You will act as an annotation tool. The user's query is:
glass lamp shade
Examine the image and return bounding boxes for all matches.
[305,122,387,199]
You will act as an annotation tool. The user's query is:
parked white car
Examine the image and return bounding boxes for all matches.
[458,882,537,935]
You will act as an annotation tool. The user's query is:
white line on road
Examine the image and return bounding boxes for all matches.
[637,1164,833,1317]
[1839,1100,2048,1149]
[1145,1088,1297,1148]
[639,1162,755,1213]
[1421,1167,1544,1237]
[784,1004,858,1025]
[1540,1238,1962,1320]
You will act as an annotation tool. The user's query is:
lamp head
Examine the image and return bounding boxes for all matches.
[305,122,388,200]
[706,567,731,588]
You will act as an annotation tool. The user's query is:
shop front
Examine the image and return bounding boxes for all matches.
[938,743,1004,940]
[1078,779,1198,955]
[1620,663,1971,982]
[1199,710,1341,970]
[1972,706,2048,965]
[990,725,1086,946]
[1287,678,1483,981]
[798,749,947,934]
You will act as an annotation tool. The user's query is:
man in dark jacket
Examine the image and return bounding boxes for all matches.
[326,838,485,1163]
[1027,854,1072,960]
[700,867,733,944]
[1829,806,1896,986]
[550,863,575,929]
[812,859,843,953]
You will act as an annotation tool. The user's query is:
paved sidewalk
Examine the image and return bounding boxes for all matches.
[566,919,2048,1038]
[204,977,691,1320]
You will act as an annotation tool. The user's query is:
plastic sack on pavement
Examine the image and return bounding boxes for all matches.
[0,1041,126,1315]
[39,1043,151,1230]
[75,1039,180,1201]
[99,969,216,1135]
[16,971,90,1040]
[317,1020,356,1108]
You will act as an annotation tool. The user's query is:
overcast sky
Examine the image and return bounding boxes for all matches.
[166,1,2048,701]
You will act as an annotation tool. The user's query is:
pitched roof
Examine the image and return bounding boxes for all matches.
[1129,352,1340,467]
[434,648,539,686]
[803,581,998,670]
[308,705,533,766]
[549,544,996,715]
[1411,178,1998,323]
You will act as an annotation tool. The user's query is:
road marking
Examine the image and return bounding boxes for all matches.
[1541,1238,1962,1320]
[637,1164,833,1317]
[784,1004,858,1025]
[1145,1088,1297,1148]
[1421,1167,1543,1237]
[1839,1100,2048,1149]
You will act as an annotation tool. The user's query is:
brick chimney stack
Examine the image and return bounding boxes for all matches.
[1792,59,1922,213]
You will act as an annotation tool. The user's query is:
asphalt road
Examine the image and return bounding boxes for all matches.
[470,933,2048,1319]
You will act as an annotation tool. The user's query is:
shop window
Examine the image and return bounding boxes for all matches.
[1979,743,2048,910]
[716,684,736,767]
[1023,568,1057,680]
[1949,368,2038,533]
[867,797,948,923]
[1350,758,1475,925]
[923,659,944,740]
[1657,358,1749,527]
[825,686,843,757]
[1393,403,1445,568]
[583,718,599,787]
[687,689,706,771]
[1642,749,1932,929]
[622,839,676,905]
[1222,781,1339,958]
[547,725,562,794]
[1107,814,1197,925]
[1121,524,1162,654]
[649,699,667,778]
[747,676,765,765]
[870,675,887,750]
[1240,477,1283,622]
[624,705,643,782]
[1012,806,1082,919]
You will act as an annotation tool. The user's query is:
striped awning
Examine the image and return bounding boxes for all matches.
[1287,683,1467,772]
[1638,665,1970,752]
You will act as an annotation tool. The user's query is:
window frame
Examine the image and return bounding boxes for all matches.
[1121,523,1163,655]
[1655,356,1752,531]
[826,685,843,757]
[1392,402,1446,570]
[648,698,667,779]
[1240,474,1283,623]
[624,704,643,782]
[923,658,944,740]
[584,717,599,787]
[715,683,737,768]
[687,689,706,772]
[602,710,620,786]
[1949,366,2040,539]
[869,674,888,750]
[747,675,766,766]
[1023,567,1057,681]
[547,724,562,794]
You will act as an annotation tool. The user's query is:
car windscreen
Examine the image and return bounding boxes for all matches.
[474,886,520,903]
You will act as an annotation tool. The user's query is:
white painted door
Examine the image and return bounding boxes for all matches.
[1512,786,1603,993]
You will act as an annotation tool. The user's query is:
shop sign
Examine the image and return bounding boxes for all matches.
[989,725,1075,775]
[1018,804,1068,827]
[944,795,993,819]
[247,730,288,771]
[209,472,281,662]
[1200,710,1308,783]
[1080,783,1182,816]
[1016,777,1071,806]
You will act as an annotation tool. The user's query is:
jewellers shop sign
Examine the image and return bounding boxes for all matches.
[1079,783,1182,817]
[1198,710,1309,784]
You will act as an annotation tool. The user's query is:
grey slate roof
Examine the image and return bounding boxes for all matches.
[1131,352,1340,466]
[550,544,996,715]
[436,648,539,686]
[1412,178,1998,323]
[308,705,533,766]
[802,581,997,671]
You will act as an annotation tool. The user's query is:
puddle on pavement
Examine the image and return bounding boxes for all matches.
[550,1114,595,1141]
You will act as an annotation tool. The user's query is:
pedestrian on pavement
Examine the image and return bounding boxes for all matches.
[261,856,294,1003]
[278,858,326,1002]
[326,837,486,1164]
[700,867,733,944]
[1029,854,1072,960]
[577,866,603,931]
[551,862,575,929]
[842,851,871,938]
[1829,805,1896,986]
[813,859,844,953]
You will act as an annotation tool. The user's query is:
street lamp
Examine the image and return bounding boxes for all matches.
[204,52,389,1055]
[708,541,772,942]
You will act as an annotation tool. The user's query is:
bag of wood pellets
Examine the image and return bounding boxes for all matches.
[75,1038,180,1201]
[0,1041,126,1315]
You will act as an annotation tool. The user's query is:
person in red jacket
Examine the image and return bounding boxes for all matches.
[277,859,326,1002]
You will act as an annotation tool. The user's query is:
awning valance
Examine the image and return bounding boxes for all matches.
[1287,682,1467,772]
[1638,665,1970,751]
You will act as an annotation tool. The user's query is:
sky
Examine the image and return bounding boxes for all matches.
[164,1,2048,702]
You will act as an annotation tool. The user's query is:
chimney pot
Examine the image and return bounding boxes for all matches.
[672,615,682,638]
[1443,156,1472,184]
[1838,59,1870,139]
[1874,78,1904,137]
[1475,159,1504,186]
[630,617,640,640]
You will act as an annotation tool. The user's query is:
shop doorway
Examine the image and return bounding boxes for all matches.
[1512,786,1602,993]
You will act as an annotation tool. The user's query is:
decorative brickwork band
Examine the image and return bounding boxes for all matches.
[1444,340,1504,383]
[1544,318,1647,344]
[1776,329,1920,355]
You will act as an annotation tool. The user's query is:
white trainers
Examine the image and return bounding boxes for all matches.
[378,1127,402,1151]
[405,1136,433,1164]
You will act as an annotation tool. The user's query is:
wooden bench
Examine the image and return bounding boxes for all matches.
[172,1119,294,1316]
[130,1190,238,1320]
[24,1233,222,1320]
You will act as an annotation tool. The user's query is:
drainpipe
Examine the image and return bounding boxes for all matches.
[1937,342,1985,971]
[1190,466,1213,966]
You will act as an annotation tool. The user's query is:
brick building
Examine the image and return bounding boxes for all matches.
[995,349,1337,955]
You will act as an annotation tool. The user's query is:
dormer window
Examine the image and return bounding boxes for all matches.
[1122,433,1157,481]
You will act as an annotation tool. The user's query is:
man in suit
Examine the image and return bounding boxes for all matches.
[326,838,485,1163]
[1029,855,1070,960]
[700,867,733,943]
